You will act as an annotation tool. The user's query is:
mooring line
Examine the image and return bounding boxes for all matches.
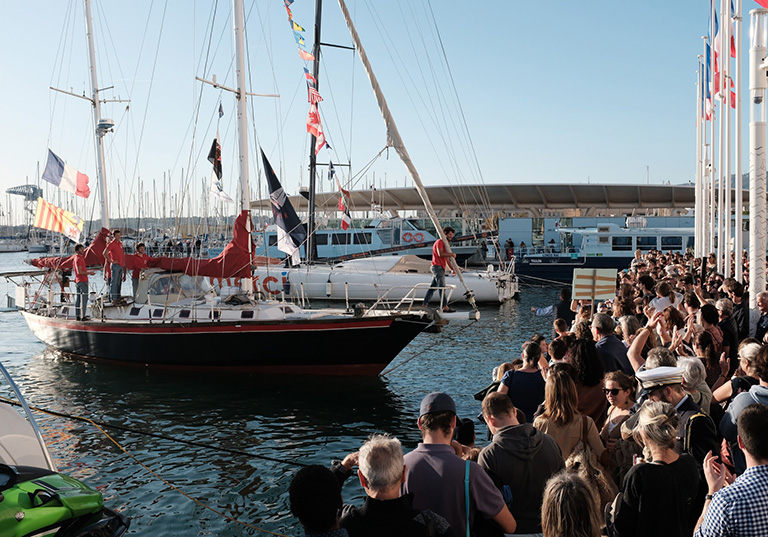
[0,395,292,536]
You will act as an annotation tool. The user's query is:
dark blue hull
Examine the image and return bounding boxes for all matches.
[515,255,632,283]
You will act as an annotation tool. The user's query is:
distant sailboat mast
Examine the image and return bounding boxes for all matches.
[336,0,477,309]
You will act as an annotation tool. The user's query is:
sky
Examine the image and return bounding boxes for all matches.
[0,0,744,225]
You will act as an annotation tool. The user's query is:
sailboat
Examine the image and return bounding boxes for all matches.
[252,0,518,306]
[15,0,433,376]
[0,360,129,536]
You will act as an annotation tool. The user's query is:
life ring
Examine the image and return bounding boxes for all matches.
[403,232,413,242]
[414,232,424,242]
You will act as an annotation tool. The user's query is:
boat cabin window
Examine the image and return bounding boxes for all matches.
[241,310,254,319]
[179,309,191,318]
[332,233,350,245]
[152,309,163,318]
[376,229,392,246]
[315,234,328,245]
[636,236,657,251]
[353,233,372,245]
[661,236,683,250]
[268,234,277,246]
[148,276,180,296]
[129,307,141,316]
[612,236,632,251]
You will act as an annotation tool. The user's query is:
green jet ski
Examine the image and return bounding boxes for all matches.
[0,361,129,537]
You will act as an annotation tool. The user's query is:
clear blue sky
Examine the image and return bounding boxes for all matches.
[0,1,733,224]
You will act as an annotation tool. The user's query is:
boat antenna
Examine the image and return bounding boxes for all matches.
[335,0,477,310]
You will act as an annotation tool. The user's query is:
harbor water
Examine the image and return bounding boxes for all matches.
[0,251,563,536]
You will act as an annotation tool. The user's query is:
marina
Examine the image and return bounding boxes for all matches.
[2,0,768,535]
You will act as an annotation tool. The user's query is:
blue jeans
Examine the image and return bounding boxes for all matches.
[110,264,123,301]
[75,281,88,318]
[423,265,446,308]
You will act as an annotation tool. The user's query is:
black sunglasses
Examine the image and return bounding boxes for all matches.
[603,388,622,396]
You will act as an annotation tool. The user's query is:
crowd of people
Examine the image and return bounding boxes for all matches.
[288,247,768,537]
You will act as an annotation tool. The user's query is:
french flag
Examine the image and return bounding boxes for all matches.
[42,149,90,198]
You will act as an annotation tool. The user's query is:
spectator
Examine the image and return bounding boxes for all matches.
[712,341,761,408]
[531,287,576,329]
[479,392,564,535]
[754,291,768,343]
[497,342,546,423]
[600,370,637,485]
[591,313,633,374]
[569,338,608,430]
[614,401,700,537]
[403,392,516,536]
[339,434,452,537]
[720,344,768,475]
[533,370,607,464]
[695,404,768,536]
[541,473,602,537]
[289,465,347,537]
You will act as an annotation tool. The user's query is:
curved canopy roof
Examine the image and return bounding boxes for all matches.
[252,183,706,215]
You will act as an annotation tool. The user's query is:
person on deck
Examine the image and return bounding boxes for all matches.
[422,227,457,313]
[131,242,150,297]
[104,229,125,301]
[73,243,89,321]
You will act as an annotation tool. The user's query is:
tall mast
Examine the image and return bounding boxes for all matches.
[233,0,251,218]
[336,0,477,309]
[83,0,111,229]
[306,0,323,264]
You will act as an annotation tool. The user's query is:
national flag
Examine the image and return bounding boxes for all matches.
[328,161,336,182]
[41,149,90,198]
[308,86,323,104]
[218,103,224,118]
[298,48,315,61]
[207,138,222,180]
[303,67,316,85]
[292,21,304,32]
[293,31,305,46]
[33,197,84,241]
[262,150,307,265]
[306,103,326,154]
[340,205,351,230]
[704,44,713,120]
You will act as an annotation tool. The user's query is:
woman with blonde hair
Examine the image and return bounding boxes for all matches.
[613,401,700,537]
[533,371,607,464]
[541,472,602,537]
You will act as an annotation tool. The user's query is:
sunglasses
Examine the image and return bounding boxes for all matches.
[603,388,623,396]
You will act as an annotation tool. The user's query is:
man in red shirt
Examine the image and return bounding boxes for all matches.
[422,227,456,313]
[104,229,125,301]
[73,243,89,320]
[131,242,150,297]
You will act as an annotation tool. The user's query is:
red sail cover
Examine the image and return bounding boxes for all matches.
[29,227,109,270]
[142,210,259,278]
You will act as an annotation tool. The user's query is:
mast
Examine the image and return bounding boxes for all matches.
[83,0,111,230]
[336,0,478,309]
[306,0,324,264]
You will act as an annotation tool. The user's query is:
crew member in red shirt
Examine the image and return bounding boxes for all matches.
[73,243,89,320]
[422,227,457,313]
[104,229,125,301]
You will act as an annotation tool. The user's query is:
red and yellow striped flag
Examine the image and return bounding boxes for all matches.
[33,197,84,242]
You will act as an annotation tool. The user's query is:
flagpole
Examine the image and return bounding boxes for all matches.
[735,0,743,281]
[749,8,768,309]
[724,0,733,278]
[710,1,718,256]
[703,37,711,257]
[696,56,704,259]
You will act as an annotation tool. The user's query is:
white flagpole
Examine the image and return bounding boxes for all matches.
[724,0,733,278]
[749,8,768,309]
[703,37,712,257]
[735,0,744,281]
[696,56,704,259]
[710,1,718,256]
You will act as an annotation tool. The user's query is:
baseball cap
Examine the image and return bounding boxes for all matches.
[419,392,456,417]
